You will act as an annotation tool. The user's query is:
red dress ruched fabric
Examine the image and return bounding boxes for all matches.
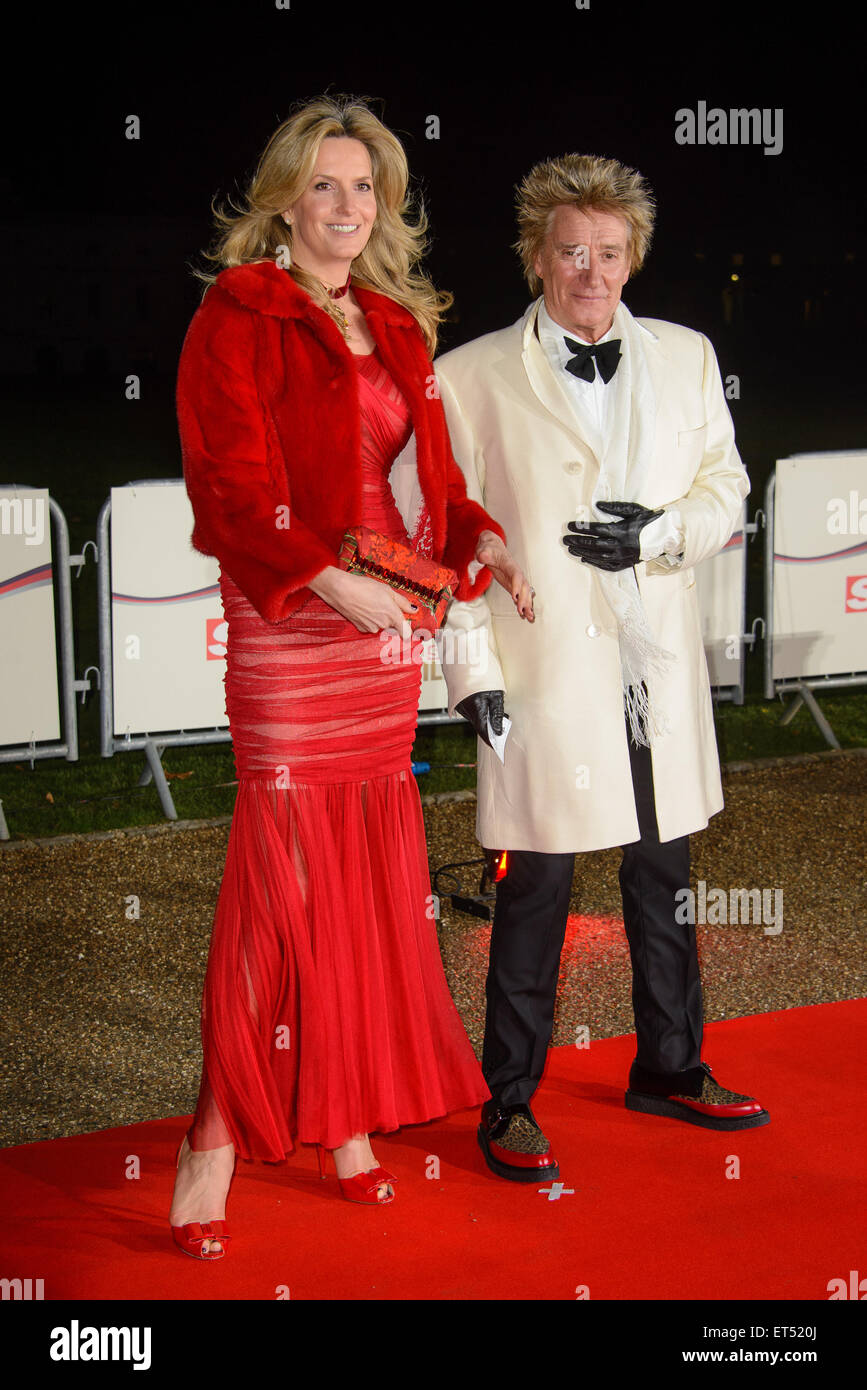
[188,348,490,1161]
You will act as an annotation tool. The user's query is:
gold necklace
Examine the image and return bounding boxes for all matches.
[323,272,352,337]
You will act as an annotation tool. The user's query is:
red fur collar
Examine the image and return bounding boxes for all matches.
[212,258,418,330]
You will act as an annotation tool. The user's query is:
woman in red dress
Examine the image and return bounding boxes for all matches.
[170,96,533,1257]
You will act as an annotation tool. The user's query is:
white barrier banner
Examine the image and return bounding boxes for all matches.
[0,487,60,745]
[111,486,228,735]
[694,506,747,691]
[772,452,867,682]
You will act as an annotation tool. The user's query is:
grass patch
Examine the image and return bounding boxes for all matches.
[2,688,864,840]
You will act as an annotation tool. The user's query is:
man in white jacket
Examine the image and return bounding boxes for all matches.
[436,154,769,1183]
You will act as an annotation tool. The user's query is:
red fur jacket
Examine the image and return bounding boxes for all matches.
[175,259,506,623]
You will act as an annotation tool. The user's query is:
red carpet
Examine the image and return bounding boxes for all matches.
[2,1000,865,1301]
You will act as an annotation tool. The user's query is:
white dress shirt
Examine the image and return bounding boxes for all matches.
[536,299,684,565]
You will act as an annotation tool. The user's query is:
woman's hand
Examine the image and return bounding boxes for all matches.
[475,530,535,621]
[308,566,417,636]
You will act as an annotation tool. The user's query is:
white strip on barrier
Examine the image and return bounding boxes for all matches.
[770,452,867,684]
[0,487,61,745]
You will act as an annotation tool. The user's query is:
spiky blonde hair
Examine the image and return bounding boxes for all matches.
[514,154,656,295]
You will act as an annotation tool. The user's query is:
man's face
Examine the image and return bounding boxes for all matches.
[533,206,631,342]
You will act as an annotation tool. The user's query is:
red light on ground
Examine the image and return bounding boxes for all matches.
[481,848,509,888]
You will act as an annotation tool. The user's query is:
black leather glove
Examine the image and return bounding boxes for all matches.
[562,501,664,572]
[455,691,505,749]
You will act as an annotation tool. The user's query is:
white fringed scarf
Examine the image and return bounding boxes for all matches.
[589,302,674,747]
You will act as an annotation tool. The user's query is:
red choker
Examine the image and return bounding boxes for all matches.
[326,273,352,300]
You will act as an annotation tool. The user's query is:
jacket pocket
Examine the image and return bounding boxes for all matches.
[676,423,708,471]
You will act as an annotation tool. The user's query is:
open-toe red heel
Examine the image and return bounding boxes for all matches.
[170,1128,235,1259]
[338,1165,397,1204]
[315,1145,396,1204]
[171,1219,232,1260]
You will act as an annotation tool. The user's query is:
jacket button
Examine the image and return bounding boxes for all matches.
[564,460,583,474]
[586,623,600,637]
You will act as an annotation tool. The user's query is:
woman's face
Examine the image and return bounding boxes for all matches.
[283,136,377,278]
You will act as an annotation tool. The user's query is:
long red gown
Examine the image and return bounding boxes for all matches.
[188,347,490,1160]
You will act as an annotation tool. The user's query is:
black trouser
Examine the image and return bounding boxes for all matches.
[481,731,703,1107]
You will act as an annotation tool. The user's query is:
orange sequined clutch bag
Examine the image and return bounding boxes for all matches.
[337,526,458,633]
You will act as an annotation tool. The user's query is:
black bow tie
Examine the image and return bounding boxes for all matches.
[563,336,622,384]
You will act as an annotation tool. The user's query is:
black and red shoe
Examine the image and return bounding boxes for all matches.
[477,1100,560,1183]
[625,1060,770,1131]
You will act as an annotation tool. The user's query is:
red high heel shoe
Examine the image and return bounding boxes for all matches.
[170,1128,235,1260]
[316,1144,397,1205]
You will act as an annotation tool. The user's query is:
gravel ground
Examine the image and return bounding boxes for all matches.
[1,750,864,1149]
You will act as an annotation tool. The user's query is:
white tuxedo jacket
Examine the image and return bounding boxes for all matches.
[435,296,750,852]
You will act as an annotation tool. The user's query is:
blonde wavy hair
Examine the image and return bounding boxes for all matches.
[192,94,452,356]
[514,154,656,296]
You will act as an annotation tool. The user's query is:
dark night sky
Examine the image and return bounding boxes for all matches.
[2,0,864,493]
[10,1,861,296]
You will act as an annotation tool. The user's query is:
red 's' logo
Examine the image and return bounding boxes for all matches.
[206,618,228,658]
[845,576,867,613]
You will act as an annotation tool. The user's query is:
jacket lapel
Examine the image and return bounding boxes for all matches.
[519,298,601,470]
[634,316,668,424]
